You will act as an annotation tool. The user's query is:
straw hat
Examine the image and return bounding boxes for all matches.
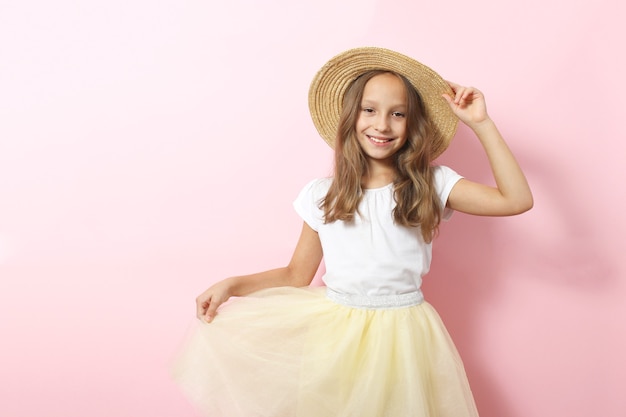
[308,47,457,159]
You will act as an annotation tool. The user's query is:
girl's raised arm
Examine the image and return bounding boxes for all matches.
[443,82,533,216]
[196,222,323,322]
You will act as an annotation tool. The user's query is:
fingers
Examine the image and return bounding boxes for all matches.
[196,291,227,323]
[453,86,472,106]
[204,297,222,323]
[196,294,210,320]
[446,80,461,91]
[195,280,234,323]
[444,81,481,107]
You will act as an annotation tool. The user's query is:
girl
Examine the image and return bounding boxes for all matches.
[172,47,533,417]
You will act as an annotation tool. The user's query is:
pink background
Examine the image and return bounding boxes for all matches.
[1,1,624,416]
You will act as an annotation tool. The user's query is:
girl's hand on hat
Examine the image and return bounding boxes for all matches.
[196,278,235,323]
[442,81,490,128]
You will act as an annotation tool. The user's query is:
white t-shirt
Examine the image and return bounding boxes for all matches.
[293,166,463,296]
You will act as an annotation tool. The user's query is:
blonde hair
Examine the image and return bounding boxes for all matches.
[321,70,442,243]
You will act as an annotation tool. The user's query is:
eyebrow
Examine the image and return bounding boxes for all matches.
[360,99,407,109]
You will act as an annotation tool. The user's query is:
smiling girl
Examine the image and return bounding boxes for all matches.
[172,47,532,417]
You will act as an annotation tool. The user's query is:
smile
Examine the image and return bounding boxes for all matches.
[367,135,394,144]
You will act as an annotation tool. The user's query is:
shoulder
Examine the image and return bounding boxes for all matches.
[433,165,461,179]
[298,177,332,199]
[431,166,464,215]
[432,165,463,189]
[293,178,332,230]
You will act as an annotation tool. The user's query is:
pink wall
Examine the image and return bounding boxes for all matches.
[1,1,624,416]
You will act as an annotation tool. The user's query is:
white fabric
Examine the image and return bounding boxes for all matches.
[293,165,463,296]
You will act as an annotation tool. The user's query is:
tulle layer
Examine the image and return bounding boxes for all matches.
[171,286,478,417]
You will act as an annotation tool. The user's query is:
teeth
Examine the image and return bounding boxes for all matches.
[370,136,391,143]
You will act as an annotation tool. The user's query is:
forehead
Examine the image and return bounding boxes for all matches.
[362,72,407,102]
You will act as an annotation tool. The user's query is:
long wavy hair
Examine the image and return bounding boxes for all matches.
[321,70,442,243]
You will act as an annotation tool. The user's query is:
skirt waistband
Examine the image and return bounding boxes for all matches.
[325,287,424,309]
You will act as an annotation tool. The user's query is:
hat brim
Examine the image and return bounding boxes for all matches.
[308,47,457,159]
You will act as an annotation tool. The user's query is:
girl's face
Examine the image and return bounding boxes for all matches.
[355,72,408,166]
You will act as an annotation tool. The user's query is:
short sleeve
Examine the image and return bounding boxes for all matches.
[433,165,463,221]
[293,178,331,231]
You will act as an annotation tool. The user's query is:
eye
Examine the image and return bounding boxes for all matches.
[362,107,375,114]
[392,111,406,118]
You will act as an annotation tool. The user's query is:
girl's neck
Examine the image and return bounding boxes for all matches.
[362,161,397,188]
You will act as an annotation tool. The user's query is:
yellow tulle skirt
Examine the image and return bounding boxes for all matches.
[171,286,479,417]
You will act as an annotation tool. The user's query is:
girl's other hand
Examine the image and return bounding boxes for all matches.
[196,279,234,323]
[442,81,489,127]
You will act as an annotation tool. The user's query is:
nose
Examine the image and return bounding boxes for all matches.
[374,114,390,132]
